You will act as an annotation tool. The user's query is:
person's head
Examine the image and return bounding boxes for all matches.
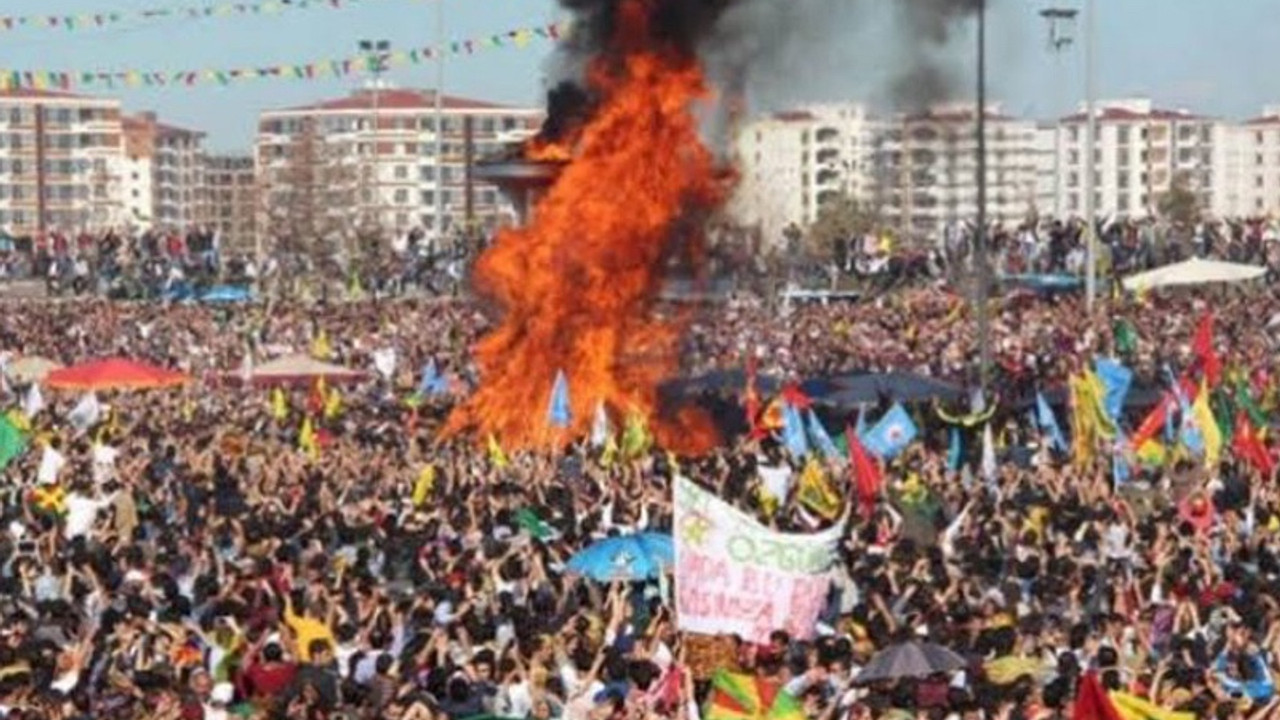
[189,669,213,698]
[308,640,333,666]
[263,642,284,663]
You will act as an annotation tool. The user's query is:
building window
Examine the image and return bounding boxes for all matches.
[1257,175,1265,188]
[420,190,435,205]
[394,189,408,204]
[1258,131,1266,146]
[394,165,408,180]
[1067,172,1079,188]
[1117,125,1130,144]
[1068,149,1079,165]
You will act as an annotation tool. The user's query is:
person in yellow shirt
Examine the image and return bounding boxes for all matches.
[283,593,335,663]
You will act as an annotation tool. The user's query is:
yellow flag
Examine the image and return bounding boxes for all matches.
[6,409,30,434]
[797,458,841,520]
[1192,382,1222,469]
[487,434,508,469]
[621,411,651,459]
[311,330,331,360]
[1135,439,1167,467]
[270,387,288,421]
[412,465,435,507]
[323,385,342,420]
[601,435,619,468]
[1109,690,1194,720]
[299,417,318,459]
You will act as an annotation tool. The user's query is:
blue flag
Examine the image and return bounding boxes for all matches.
[548,369,571,428]
[861,403,918,460]
[947,426,963,471]
[782,403,809,459]
[1095,357,1133,423]
[1112,427,1132,486]
[418,360,449,396]
[804,408,841,461]
[1035,392,1067,453]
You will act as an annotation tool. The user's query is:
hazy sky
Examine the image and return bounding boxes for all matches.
[7,0,1279,152]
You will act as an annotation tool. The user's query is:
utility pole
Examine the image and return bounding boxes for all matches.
[1083,0,1098,310]
[434,0,447,251]
[359,39,391,265]
[1040,6,1078,219]
[975,0,991,390]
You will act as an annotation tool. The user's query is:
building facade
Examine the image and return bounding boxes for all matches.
[256,86,542,251]
[122,112,209,232]
[0,89,125,236]
[204,154,257,255]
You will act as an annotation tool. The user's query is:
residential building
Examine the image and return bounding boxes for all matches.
[879,104,1040,236]
[729,104,882,247]
[0,89,125,236]
[255,85,542,250]
[1053,98,1226,220]
[122,112,208,231]
[204,154,257,255]
[1229,105,1280,218]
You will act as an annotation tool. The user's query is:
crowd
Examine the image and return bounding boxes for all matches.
[1,246,1280,720]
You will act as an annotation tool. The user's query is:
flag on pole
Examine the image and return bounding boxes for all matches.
[547,369,571,429]
[1095,357,1133,423]
[781,403,809,459]
[418,359,449,397]
[270,387,288,420]
[1034,392,1067,453]
[590,401,611,448]
[22,384,43,419]
[67,392,101,432]
[946,426,963,471]
[487,434,508,469]
[804,408,841,462]
[299,417,318,459]
[311,329,332,360]
[846,426,881,519]
[861,403,918,460]
[0,413,26,471]
[1192,382,1222,469]
[1191,312,1221,386]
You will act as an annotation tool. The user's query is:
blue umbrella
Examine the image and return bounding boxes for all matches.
[199,285,252,303]
[566,532,673,581]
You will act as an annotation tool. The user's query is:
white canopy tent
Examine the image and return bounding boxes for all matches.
[1121,257,1267,292]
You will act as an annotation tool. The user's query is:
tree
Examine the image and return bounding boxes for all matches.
[805,192,877,259]
[1157,171,1201,226]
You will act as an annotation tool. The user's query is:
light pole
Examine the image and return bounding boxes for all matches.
[433,1,447,250]
[359,38,391,262]
[1039,7,1077,219]
[1082,0,1098,310]
[975,0,991,390]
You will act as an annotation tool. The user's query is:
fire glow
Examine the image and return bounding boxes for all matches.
[444,0,729,452]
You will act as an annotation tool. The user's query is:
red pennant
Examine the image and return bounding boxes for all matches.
[1192,312,1220,387]
[846,426,882,519]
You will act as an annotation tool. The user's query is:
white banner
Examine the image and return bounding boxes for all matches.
[674,476,843,643]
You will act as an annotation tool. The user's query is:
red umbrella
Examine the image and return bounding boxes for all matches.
[45,358,188,391]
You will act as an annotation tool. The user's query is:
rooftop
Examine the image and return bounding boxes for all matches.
[1060,107,1206,123]
[123,113,204,138]
[271,88,530,114]
[0,88,115,104]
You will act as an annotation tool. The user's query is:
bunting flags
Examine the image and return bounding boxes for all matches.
[0,0,375,34]
[0,22,566,92]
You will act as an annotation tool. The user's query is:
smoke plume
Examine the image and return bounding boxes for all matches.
[540,0,990,139]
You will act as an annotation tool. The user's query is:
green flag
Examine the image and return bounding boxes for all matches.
[0,415,27,471]
[1235,379,1268,430]
[514,508,554,541]
[1114,318,1138,357]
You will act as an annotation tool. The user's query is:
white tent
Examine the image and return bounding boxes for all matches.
[1122,257,1266,292]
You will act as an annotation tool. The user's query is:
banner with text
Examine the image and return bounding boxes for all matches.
[674,476,843,643]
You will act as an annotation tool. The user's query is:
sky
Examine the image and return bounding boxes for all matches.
[6,0,1280,152]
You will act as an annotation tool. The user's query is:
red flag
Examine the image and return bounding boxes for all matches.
[780,383,812,410]
[1234,412,1274,477]
[1192,312,1221,387]
[1129,395,1171,450]
[846,426,881,519]
[1072,671,1123,720]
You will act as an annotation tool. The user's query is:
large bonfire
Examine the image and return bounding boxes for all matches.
[444,0,730,452]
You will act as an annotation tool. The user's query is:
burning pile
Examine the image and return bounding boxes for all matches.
[443,0,732,452]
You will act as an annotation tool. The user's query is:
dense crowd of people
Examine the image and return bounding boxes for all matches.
[2,235,1280,720]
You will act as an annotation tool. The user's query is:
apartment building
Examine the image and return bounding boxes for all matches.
[1228,105,1280,218]
[122,112,208,231]
[256,86,542,247]
[881,104,1040,236]
[204,154,257,255]
[1050,98,1226,220]
[0,89,125,236]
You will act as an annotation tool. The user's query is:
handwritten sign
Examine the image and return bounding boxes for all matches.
[674,476,843,644]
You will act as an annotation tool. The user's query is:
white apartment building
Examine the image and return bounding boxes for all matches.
[1226,105,1280,218]
[881,104,1039,236]
[730,102,1041,244]
[0,89,125,236]
[256,86,542,246]
[123,112,209,231]
[1050,98,1228,220]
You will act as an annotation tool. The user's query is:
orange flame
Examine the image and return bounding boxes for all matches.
[525,138,574,163]
[445,0,728,453]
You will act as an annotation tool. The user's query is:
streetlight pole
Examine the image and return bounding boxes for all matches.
[1083,0,1098,310]
[434,0,447,252]
[975,0,991,390]
[359,39,391,265]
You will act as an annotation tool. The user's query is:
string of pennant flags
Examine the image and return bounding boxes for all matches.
[0,0,397,33]
[0,22,566,92]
